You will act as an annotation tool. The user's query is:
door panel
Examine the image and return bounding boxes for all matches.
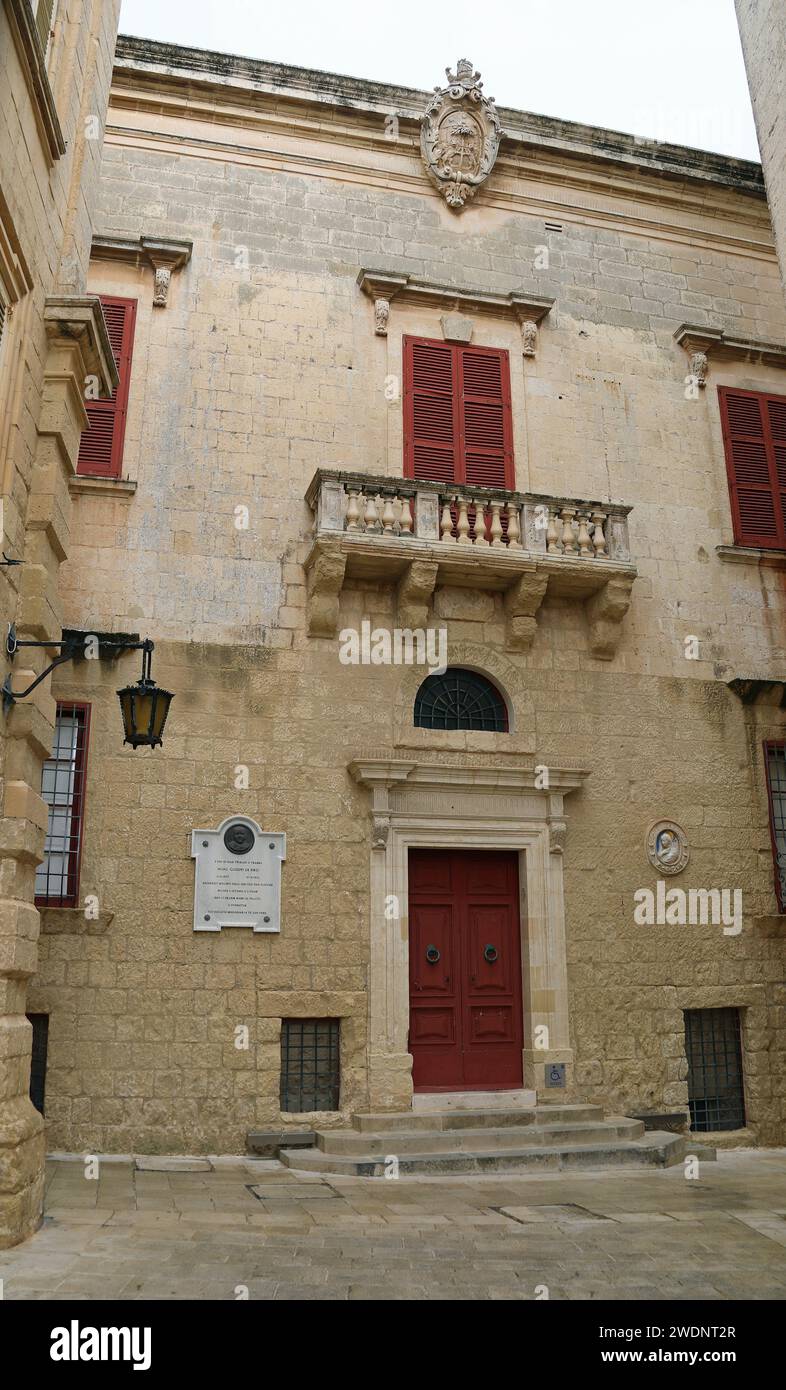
[409,849,523,1091]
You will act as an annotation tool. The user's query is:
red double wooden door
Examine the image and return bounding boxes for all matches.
[408,849,524,1091]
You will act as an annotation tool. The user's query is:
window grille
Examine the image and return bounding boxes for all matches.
[414,668,509,731]
[35,702,90,907]
[764,741,786,911]
[684,1008,745,1133]
[28,1014,49,1115]
[280,1019,340,1112]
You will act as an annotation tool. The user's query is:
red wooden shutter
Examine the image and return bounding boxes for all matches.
[404,336,514,489]
[404,337,458,483]
[719,386,786,548]
[460,345,513,490]
[77,295,136,478]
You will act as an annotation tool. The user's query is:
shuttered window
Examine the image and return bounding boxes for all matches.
[403,336,514,490]
[34,0,56,55]
[76,295,136,478]
[719,386,786,549]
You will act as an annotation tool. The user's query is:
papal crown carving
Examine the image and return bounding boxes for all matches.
[421,58,502,209]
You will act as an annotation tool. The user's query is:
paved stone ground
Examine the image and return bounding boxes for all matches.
[1,1149,786,1300]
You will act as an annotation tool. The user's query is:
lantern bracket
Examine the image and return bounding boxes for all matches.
[3,625,155,714]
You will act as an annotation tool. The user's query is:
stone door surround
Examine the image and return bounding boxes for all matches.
[349,758,588,1110]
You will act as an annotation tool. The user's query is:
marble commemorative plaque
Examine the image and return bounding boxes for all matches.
[191,815,285,933]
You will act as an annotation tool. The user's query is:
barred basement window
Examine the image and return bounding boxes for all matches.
[35,702,91,907]
[414,668,509,731]
[27,1014,49,1115]
[684,1008,746,1133]
[764,741,786,911]
[280,1019,340,1112]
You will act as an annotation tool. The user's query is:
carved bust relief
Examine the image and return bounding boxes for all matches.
[647,820,690,875]
[421,59,502,209]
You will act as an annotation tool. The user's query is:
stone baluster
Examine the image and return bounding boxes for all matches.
[576,511,593,557]
[363,493,380,532]
[546,508,561,554]
[381,494,396,534]
[456,497,471,545]
[487,501,503,547]
[473,500,488,546]
[399,495,413,535]
[506,502,522,549]
[591,510,608,557]
[561,507,577,554]
[440,499,454,542]
[345,489,360,531]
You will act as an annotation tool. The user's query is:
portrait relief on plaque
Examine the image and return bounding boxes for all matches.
[191,815,286,933]
[420,59,503,209]
[646,820,690,876]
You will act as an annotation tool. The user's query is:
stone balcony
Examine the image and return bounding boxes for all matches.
[304,470,637,658]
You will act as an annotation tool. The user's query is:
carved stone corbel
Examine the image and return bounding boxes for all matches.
[688,351,708,388]
[520,320,539,357]
[397,560,438,629]
[374,298,390,336]
[504,568,549,651]
[585,574,635,659]
[305,542,347,637]
[548,820,567,855]
[144,240,192,308]
[371,817,390,851]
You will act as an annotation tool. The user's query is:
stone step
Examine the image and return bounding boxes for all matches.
[317,1118,645,1156]
[412,1088,536,1112]
[351,1103,604,1133]
[280,1131,710,1177]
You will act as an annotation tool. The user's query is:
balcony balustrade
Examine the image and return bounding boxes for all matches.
[304,470,637,658]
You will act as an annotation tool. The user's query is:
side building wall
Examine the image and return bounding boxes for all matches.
[0,0,121,1246]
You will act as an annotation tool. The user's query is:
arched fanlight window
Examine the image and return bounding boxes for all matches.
[414,668,509,732]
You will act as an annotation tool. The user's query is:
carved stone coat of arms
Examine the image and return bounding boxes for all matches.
[421,59,502,209]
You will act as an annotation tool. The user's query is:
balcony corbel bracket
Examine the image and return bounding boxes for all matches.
[504,567,549,651]
[584,574,635,659]
[397,561,438,629]
[305,541,347,638]
[727,677,786,708]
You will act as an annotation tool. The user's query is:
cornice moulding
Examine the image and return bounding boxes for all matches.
[348,759,590,793]
[357,270,554,324]
[112,37,764,196]
[674,323,786,369]
[91,235,193,306]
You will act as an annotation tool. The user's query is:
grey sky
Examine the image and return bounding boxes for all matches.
[119,0,759,161]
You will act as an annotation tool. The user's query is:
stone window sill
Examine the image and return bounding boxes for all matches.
[716,544,786,567]
[5,0,66,162]
[38,907,113,935]
[70,475,137,498]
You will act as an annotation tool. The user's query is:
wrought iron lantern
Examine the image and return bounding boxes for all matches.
[3,627,173,750]
[116,640,173,749]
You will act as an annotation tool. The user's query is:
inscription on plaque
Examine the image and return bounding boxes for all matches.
[191,815,285,933]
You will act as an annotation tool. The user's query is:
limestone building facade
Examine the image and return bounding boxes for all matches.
[0,0,122,1246]
[14,36,786,1164]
